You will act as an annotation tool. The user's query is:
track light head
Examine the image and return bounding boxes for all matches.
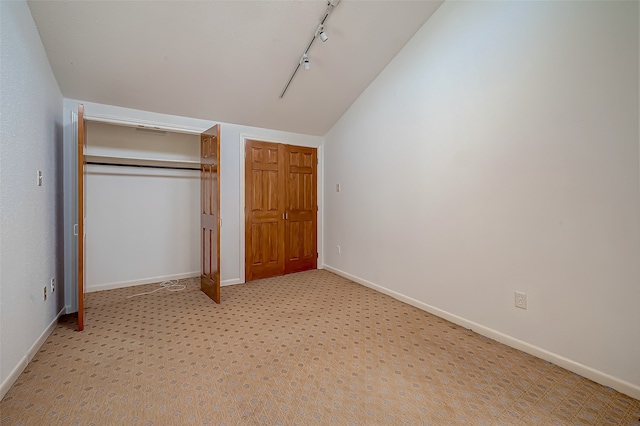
[316,24,328,42]
[300,53,310,70]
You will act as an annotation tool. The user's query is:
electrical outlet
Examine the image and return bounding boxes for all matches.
[51,278,55,292]
[43,286,47,301]
[514,291,527,309]
[336,184,340,192]
[337,245,341,254]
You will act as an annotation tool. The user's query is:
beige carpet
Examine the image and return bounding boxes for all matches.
[1,270,639,425]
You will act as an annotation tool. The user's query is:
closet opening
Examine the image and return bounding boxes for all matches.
[76,105,220,331]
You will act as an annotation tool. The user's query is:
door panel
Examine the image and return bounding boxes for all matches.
[251,222,279,263]
[245,140,285,281]
[77,104,86,331]
[201,125,220,303]
[284,145,317,274]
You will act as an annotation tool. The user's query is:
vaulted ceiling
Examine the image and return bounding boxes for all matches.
[27,1,443,136]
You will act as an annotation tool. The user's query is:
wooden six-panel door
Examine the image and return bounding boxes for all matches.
[245,140,317,281]
[201,125,221,303]
[284,146,317,274]
[245,140,286,281]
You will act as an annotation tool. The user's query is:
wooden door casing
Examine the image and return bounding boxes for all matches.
[77,104,86,331]
[244,140,317,281]
[201,125,221,303]
[284,145,318,274]
[244,140,286,281]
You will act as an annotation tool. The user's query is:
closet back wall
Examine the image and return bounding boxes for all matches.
[85,122,200,292]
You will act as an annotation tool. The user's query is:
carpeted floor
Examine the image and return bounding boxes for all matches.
[1,270,639,425]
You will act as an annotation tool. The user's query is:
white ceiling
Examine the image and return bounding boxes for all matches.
[27,1,443,136]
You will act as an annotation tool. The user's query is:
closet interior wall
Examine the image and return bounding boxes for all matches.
[84,122,201,292]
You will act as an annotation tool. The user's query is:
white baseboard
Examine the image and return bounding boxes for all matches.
[323,264,640,401]
[86,271,201,293]
[222,278,243,287]
[87,274,243,293]
[1,307,65,400]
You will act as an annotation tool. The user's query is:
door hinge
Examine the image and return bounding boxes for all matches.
[316,252,319,258]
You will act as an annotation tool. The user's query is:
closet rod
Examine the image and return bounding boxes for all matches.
[86,161,200,171]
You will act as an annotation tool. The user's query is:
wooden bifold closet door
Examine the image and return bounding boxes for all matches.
[245,140,317,281]
[201,125,221,303]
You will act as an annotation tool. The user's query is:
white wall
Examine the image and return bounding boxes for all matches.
[85,122,201,291]
[0,0,65,397]
[62,100,324,310]
[323,1,640,399]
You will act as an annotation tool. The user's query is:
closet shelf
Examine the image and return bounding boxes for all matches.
[85,155,201,171]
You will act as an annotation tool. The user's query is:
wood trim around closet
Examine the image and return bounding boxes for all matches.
[77,104,86,331]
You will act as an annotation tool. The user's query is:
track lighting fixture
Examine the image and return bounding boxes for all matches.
[301,54,310,70]
[279,0,341,98]
[316,24,328,42]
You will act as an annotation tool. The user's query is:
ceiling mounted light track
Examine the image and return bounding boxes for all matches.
[279,0,340,99]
